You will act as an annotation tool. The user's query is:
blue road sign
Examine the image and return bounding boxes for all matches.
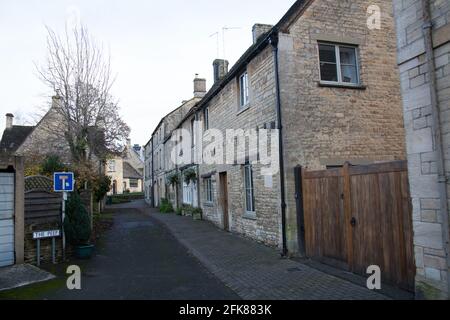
[53,172,74,192]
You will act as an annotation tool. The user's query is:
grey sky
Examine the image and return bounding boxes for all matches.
[0,0,296,146]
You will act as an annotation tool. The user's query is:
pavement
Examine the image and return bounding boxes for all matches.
[0,264,55,292]
[134,201,392,300]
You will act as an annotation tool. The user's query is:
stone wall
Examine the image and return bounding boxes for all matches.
[394,0,450,299]
[197,45,282,248]
[277,0,407,253]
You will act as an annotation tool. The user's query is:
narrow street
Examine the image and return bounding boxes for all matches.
[26,200,402,300]
[40,202,240,300]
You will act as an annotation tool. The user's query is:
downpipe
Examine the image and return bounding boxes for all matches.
[270,31,288,257]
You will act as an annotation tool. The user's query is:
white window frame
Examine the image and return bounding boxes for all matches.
[108,160,116,172]
[318,43,360,86]
[204,177,213,203]
[239,71,249,108]
[244,163,255,214]
[204,107,209,131]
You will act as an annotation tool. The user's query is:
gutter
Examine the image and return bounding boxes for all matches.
[270,30,288,257]
[421,0,450,295]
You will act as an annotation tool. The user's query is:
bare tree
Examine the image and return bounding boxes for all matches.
[36,25,130,166]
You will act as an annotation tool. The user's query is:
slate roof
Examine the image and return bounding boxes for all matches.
[123,161,143,179]
[0,125,35,154]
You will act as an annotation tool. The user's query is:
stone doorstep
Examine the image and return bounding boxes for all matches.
[0,264,56,292]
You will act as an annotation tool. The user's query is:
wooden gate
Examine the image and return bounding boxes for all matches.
[300,161,415,291]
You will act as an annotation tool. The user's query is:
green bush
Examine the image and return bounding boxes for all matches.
[39,155,68,177]
[175,207,183,216]
[93,174,111,202]
[159,198,174,214]
[64,193,91,246]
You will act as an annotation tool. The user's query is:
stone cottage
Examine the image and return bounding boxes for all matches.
[144,76,206,208]
[162,0,406,253]
[106,139,144,195]
[394,0,450,299]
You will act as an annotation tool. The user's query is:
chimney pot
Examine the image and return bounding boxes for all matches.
[213,59,229,84]
[5,113,14,129]
[252,24,273,44]
[193,75,207,98]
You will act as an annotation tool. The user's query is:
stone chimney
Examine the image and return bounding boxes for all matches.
[193,74,207,98]
[5,113,14,129]
[252,24,273,44]
[213,59,229,84]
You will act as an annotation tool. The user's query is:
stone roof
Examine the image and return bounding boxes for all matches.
[0,125,35,154]
[123,161,143,179]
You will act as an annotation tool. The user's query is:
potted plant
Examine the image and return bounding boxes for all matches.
[64,192,94,259]
[183,168,197,185]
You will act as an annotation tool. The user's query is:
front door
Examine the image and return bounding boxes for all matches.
[219,172,229,231]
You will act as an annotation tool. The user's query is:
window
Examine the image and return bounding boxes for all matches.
[130,179,138,188]
[203,107,209,131]
[108,160,116,172]
[244,163,255,213]
[191,118,195,148]
[239,71,249,108]
[318,43,359,85]
[204,177,213,203]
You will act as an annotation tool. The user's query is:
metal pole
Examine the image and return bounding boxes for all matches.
[62,192,67,261]
[36,239,40,267]
[52,237,56,264]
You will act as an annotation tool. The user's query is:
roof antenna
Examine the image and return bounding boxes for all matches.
[222,26,241,60]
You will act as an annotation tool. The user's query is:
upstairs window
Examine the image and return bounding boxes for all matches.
[239,71,249,108]
[318,43,359,85]
[108,160,116,172]
[203,107,209,131]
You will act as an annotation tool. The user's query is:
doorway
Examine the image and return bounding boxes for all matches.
[219,172,229,232]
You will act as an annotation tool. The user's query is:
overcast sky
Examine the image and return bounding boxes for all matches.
[0,0,296,146]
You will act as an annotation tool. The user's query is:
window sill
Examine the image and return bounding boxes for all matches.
[318,81,366,90]
[243,212,257,221]
[237,105,250,116]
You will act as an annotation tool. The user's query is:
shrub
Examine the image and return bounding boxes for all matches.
[192,207,203,220]
[159,198,174,214]
[175,207,183,216]
[40,155,68,177]
[92,174,111,202]
[64,192,92,246]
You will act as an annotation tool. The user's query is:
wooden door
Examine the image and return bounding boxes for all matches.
[301,161,415,291]
[219,172,229,231]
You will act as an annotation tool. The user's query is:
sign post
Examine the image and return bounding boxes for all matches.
[33,230,61,266]
[54,172,75,262]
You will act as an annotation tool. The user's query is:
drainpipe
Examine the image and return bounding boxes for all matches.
[422,0,450,295]
[270,30,288,257]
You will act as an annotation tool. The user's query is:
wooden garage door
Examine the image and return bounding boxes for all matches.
[0,172,14,267]
[301,161,415,291]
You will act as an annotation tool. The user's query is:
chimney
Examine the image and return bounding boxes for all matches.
[252,24,273,44]
[213,59,229,84]
[193,74,207,98]
[5,113,14,129]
